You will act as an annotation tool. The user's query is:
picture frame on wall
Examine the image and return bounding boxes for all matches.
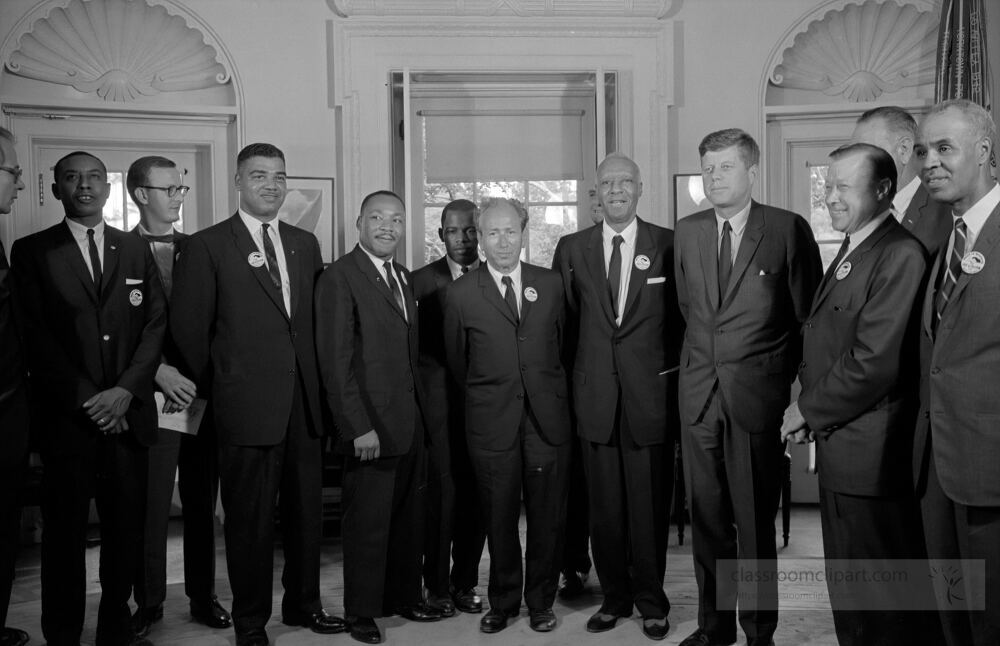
[278,176,336,263]
[673,173,708,225]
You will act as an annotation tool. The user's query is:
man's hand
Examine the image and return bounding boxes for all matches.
[83,387,134,433]
[155,364,196,412]
[354,430,381,461]
[780,400,808,443]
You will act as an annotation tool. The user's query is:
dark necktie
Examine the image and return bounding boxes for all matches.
[139,230,176,298]
[384,261,405,315]
[260,223,283,290]
[86,228,102,291]
[935,218,967,327]
[821,235,851,288]
[718,220,733,300]
[608,234,624,317]
[461,265,469,274]
[501,275,519,321]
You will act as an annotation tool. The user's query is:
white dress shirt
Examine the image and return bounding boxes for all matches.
[359,243,408,322]
[64,217,105,278]
[603,218,637,325]
[891,176,921,221]
[846,209,893,256]
[715,200,752,264]
[446,256,480,281]
[486,260,522,314]
[945,183,1000,258]
[239,210,291,315]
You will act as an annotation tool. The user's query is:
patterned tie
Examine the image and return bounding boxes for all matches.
[260,223,283,290]
[86,228,102,291]
[608,234,624,317]
[718,220,733,301]
[383,261,405,315]
[935,218,967,326]
[502,275,519,322]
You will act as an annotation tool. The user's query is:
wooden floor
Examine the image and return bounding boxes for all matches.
[7,505,837,645]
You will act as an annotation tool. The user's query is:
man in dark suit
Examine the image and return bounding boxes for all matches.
[674,129,822,646]
[782,143,932,646]
[913,99,1000,646]
[171,143,344,646]
[125,156,231,638]
[412,198,486,617]
[443,197,571,634]
[316,190,444,645]
[11,151,167,646]
[553,153,682,641]
[851,105,952,256]
[0,126,29,646]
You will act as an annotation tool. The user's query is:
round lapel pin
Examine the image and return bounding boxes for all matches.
[961,251,985,274]
[634,254,650,271]
[835,261,851,281]
[524,286,538,302]
[129,288,143,307]
[248,251,265,268]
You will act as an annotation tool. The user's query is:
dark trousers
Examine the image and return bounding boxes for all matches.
[135,425,219,610]
[424,423,485,596]
[582,400,672,619]
[40,431,147,646]
[561,435,592,577]
[819,486,939,646]
[0,394,27,630]
[682,389,783,642]
[920,451,1000,646]
[470,408,570,613]
[341,423,427,618]
[217,385,323,635]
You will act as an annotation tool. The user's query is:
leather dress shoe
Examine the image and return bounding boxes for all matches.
[679,628,736,646]
[450,586,483,613]
[0,627,29,646]
[425,593,457,618]
[235,628,269,646]
[190,597,233,629]
[585,606,632,633]
[282,608,347,634]
[479,607,518,633]
[529,608,557,632]
[642,617,670,641]
[347,616,381,644]
[131,605,163,638]
[395,602,444,622]
[558,570,588,599]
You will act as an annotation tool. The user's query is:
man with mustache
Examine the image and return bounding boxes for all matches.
[316,190,443,644]
[11,151,166,646]
[171,143,344,646]
[412,199,487,617]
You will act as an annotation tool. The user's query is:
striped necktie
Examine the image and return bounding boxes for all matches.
[935,217,967,328]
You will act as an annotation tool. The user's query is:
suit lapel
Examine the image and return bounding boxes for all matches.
[56,224,99,301]
[396,261,416,326]
[721,204,764,309]
[477,266,517,326]
[351,246,407,322]
[229,214,288,320]
[945,203,1000,310]
[99,227,121,303]
[620,218,654,323]
[922,250,942,339]
[698,216,720,310]
[809,216,895,316]
[583,226,617,324]
[280,222,300,318]
[519,264,536,328]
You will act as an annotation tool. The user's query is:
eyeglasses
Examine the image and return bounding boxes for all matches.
[140,185,190,198]
[0,166,22,182]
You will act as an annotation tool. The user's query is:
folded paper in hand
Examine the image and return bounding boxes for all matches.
[154,393,207,435]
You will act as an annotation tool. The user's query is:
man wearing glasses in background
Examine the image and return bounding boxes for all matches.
[126,156,232,639]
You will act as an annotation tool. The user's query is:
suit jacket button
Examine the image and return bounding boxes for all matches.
[102,334,110,341]
[931,367,941,375]
[715,361,723,367]
[408,386,414,392]
[518,336,527,341]
[716,329,724,335]
[516,393,524,400]
[923,411,930,418]
[288,368,295,375]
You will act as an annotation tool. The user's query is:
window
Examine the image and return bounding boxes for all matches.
[423,179,577,268]
[102,170,184,232]
[808,164,845,270]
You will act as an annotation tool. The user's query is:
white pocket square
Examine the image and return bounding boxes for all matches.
[646,276,666,285]
[125,278,143,285]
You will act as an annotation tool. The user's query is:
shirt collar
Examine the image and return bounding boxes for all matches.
[64,216,104,240]
[955,183,1000,241]
[715,200,752,236]
[446,255,480,280]
[487,260,522,288]
[238,209,279,236]
[358,242,395,273]
[602,217,638,247]
[892,176,921,215]
[847,208,892,252]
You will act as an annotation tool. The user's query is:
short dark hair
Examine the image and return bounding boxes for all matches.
[359,190,404,216]
[477,197,529,231]
[0,127,13,165]
[856,106,917,139]
[53,151,107,178]
[126,156,177,202]
[440,198,477,226]
[698,128,760,167]
[237,142,285,170]
[829,142,898,202]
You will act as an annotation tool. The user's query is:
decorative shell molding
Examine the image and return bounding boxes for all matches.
[771,0,938,102]
[2,0,231,102]
[327,0,680,18]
